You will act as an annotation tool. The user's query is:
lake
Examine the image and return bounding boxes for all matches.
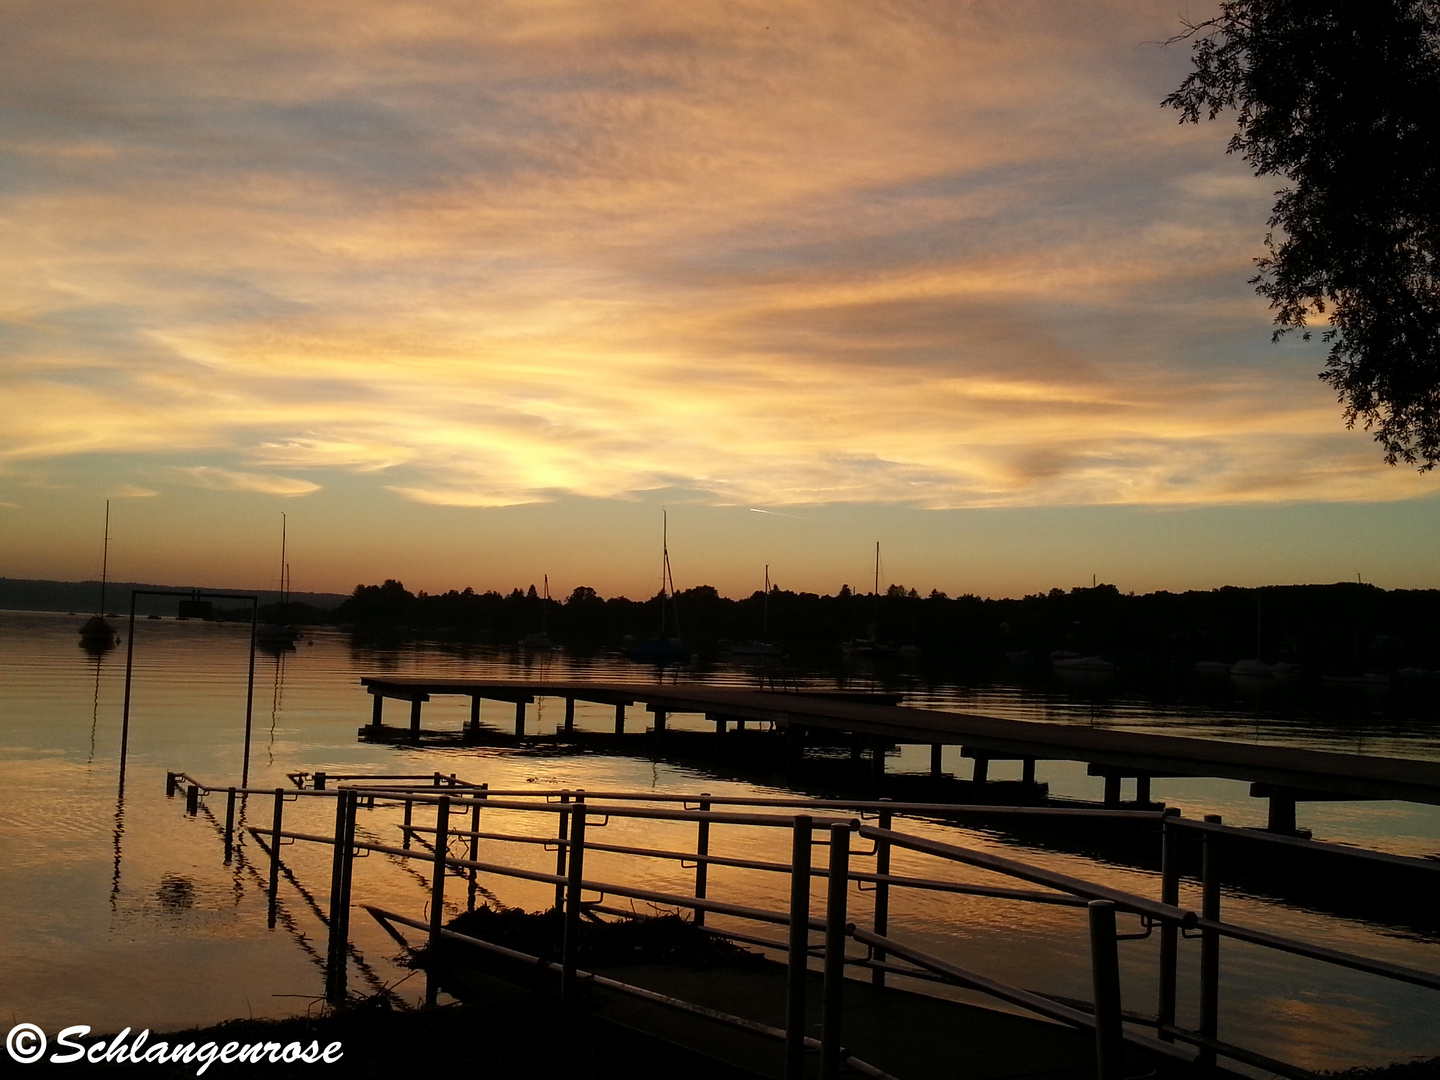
[2,608,1438,1073]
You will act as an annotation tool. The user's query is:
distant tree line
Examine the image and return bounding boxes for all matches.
[263,579,1440,674]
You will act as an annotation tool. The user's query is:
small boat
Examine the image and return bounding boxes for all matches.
[1230,659,1273,677]
[623,510,690,665]
[730,565,783,656]
[256,513,300,648]
[1053,655,1116,672]
[79,501,119,648]
[517,576,555,650]
[841,543,896,657]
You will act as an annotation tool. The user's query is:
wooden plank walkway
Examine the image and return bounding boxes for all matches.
[359,677,1440,822]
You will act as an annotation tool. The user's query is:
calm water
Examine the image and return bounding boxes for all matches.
[2,609,1438,1072]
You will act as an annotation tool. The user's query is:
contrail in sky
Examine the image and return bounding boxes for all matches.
[749,508,807,519]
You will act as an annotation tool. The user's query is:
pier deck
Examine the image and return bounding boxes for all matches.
[359,677,1440,824]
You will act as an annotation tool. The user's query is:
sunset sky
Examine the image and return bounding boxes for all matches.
[3,0,1438,601]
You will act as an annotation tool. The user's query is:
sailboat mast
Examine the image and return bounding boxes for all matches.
[98,500,110,617]
[279,512,288,624]
[764,564,770,638]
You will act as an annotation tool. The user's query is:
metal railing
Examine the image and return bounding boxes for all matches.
[166,769,1440,1080]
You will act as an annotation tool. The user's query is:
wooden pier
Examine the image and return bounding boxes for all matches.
[359,676,1440,830]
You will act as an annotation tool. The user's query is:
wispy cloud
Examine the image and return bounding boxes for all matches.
[175,467,319,497]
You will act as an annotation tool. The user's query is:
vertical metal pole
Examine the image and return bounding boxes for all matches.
[166,772,177,797]
[614,703,625,734]
[118,591,138,794]
[785,816,813,1080]
[694,795,711,927]
[820,822,851,1080]
[314,772,326,790]
[224,787,237,863]
[331,790,357,1004]
[267,788,283,929]
[554,793,571,911]
[561,799,588,1003]
[564,697,575,733]
[1199,817,1222,1071]
[871,805,892,988]
[326,791,349,1004]
[1157,812,1180,1040]
[186,784,199,815]
[1088,900,1123,1080]
[241,598,257,788]
[467,787,484,911]
[426,795,451,1007]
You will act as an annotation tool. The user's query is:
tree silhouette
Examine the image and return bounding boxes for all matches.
[1165,0,1440,467]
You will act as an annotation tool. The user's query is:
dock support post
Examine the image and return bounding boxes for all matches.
[871,803,892,988]
[513,700,526,738]
[371,694,383,728]
[1267,790,1297,833]
[930,743,942,777]
[971,753,989,785]
[223,787,236,863]
[653,708,667,735]
[1022,757,1036,785]
[409,698,423,740]
[426,795,451,1007]
[1136,774,1152,806]
[785,816,813,1080]
[1088,900,1123,1080]
[554,793,571,911]
[1157,811,1180,1041]
[1103,773,1122,806]
[468,696,480,738]
[267,788,284,929]
[693,795,710,927]
[186,784,199,816]
[561,799,588,1004]
[820,822,851,1080]
[563,697,575,734]
[1199,815,1222,1071]
[614,703,625,735]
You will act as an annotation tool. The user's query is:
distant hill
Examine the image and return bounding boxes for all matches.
[0,577,348,616]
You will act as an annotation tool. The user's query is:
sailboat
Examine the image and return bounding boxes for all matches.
[256,514,300,648]
[622,510,690,664]
[841,542,896,657]
[517,575,554,650]
[730,565,783,656]
[79,501,119,648]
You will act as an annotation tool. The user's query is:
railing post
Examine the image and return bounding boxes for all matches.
[871,803,892,988]
[313,772,326,791]
[821,821,852,1080]
[561,798,588,1004]
[186,784,199,816]
[1088,900,1123,1080]
[426,795,451,1007]
[554,792,571,911]
[694,795,711,927]
[165,772,177,797]
[402,797,413,850]
[223,787,237,863]
[326,790,351,1004]
[267,787,283,929]
[1199,815,1222,1071]
[785,816,813,1080]
[467,786,485,911]
[1157,810,1180,1040]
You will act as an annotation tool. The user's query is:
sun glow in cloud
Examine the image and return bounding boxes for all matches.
[2,0,1437,591]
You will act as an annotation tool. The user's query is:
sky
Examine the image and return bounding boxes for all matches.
[3,0,1438,602]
